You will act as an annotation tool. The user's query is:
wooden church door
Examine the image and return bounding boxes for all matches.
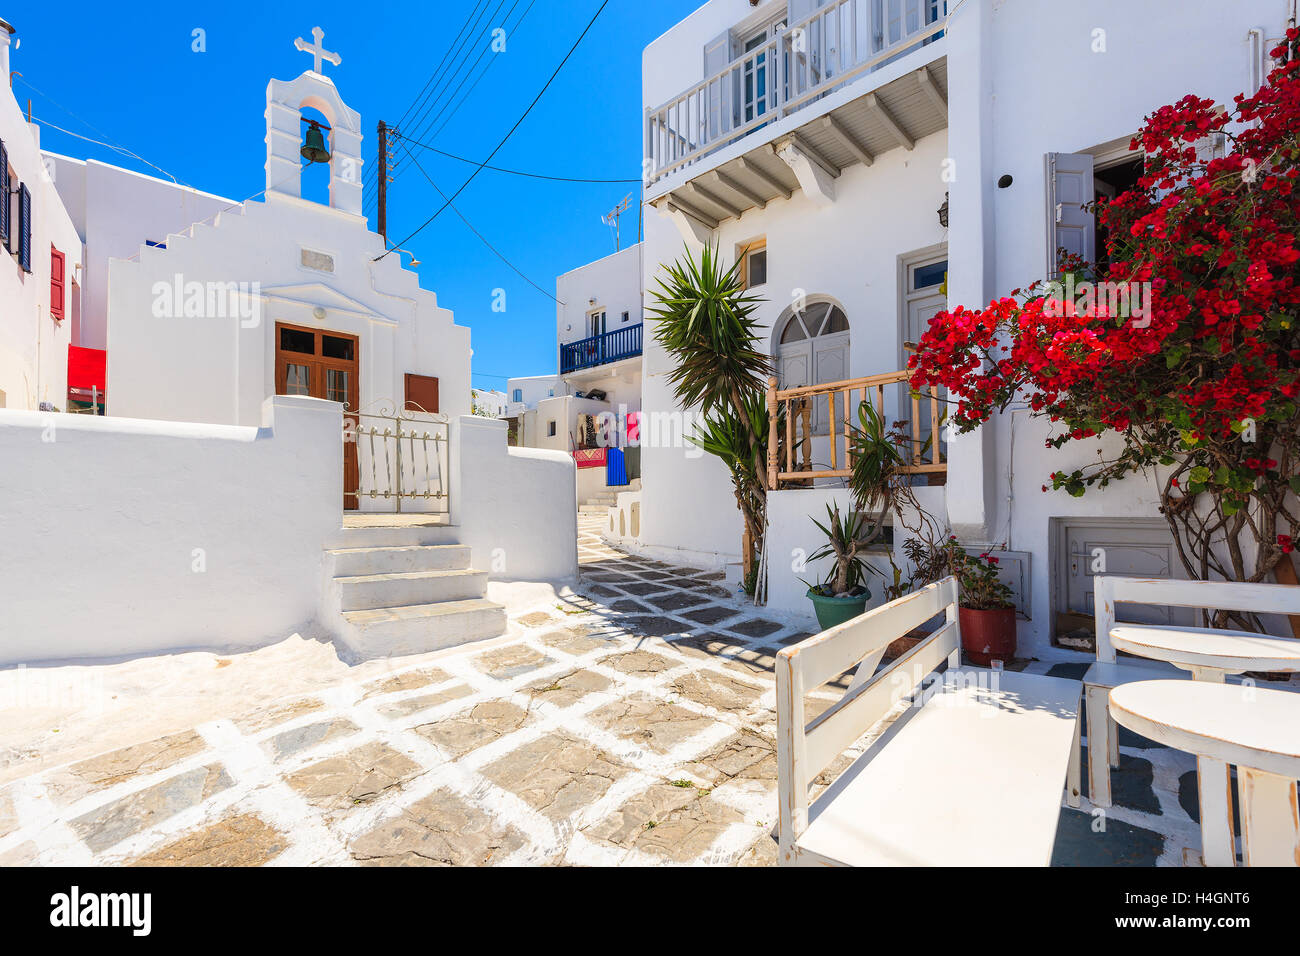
[274,322,360,509]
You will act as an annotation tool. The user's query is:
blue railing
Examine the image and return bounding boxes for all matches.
[560,323,643,374]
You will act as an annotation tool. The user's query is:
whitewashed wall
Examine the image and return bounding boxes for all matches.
[0,40,81,412]
[0,395,340,665]
[505,374,558,410]
[450,415,578,583]
[942,0,1286,653]
[42,154,238,352]
[556,243,643,348]
[106,191,471,429]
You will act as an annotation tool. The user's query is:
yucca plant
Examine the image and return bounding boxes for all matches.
[803,503,876,596]
[650,244,776,572]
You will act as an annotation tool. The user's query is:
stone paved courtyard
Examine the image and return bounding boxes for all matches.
[0,515,1209,866]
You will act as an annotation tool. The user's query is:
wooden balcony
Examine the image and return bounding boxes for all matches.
[646,0,950,219]
[560,323,643,375]
[765,369,945,490]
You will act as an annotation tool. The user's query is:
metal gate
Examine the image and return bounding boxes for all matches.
[345,400,450,514]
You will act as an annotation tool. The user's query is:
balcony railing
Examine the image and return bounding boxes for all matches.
[765,369,946,490]
[646,0,948,185]
[560,323,643,375]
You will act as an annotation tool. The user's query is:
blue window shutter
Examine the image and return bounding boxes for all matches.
[0,139,8,247]
[18,182,30,273]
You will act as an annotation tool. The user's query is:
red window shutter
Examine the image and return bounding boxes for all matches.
[403,373,439,414]
[50,246,65,320]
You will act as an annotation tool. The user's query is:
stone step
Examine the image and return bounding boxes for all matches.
[326,523,460,550]
[578,505,611,515]
[325,544,471,577]
[338,598,507,660]
[335,568,489,611]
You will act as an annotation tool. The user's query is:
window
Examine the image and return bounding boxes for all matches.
[739,239,767,288]
[404,373,439,414]
[512,388,523,403]
[50,247,65,321]
[547,420,557,437]
[774,299,850,436]
[621,311,630,323]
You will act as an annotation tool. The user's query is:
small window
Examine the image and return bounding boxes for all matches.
[512,389,523,403]
[322,334,354,360]
[739,239,767,289]
[280,327,315,354]
[621,311,630,323]
[547,388,554,397]
[404,373,439,414]
[911,260,947,290]
[547,420,557,437]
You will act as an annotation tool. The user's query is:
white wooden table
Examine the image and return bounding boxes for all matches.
[1111,680,1300,867]
[1110,624,1300,682]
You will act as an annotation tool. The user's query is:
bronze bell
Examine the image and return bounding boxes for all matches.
[301,120,331,164]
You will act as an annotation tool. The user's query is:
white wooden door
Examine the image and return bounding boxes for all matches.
[1046,151,1095,275]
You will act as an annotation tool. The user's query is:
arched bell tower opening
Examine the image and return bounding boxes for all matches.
[264,27,363,215]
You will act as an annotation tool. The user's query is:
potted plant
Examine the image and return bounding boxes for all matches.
[941,537,1017,666]
[802,503,875,629]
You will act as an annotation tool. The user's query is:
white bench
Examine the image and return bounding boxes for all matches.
[776,577,1082,866]
[1084,576,1300,811]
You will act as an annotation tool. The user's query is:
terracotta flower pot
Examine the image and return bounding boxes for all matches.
[958,605,1017,667]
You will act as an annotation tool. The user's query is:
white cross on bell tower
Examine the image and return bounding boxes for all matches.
[265,27,362,215]
[294,26,341,75]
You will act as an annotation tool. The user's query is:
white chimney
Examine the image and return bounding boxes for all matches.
[0,18,13,82]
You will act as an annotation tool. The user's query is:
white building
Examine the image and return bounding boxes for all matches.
[504,372,558,414]
[0,17,81,412]
[0,24,576,665]
[472,387,509,418]
[636,0,1287,655]
[505,244,645,508]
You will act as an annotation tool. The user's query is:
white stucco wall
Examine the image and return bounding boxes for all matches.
[106,191,471,429]
[941,0,1286,653]
[0,395,341,665]
[641,0,1290,655]
[450,415,578,583]
[0,43,81,412]
[556,243,643,348]
[505,374,558,410]
[42,153,238,352]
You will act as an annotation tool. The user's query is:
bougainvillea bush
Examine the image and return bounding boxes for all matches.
[909,33,1300,613]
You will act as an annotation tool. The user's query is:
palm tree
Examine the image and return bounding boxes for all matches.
[648,244,776,576]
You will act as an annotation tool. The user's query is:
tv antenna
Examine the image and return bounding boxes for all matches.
[602,192,634,251]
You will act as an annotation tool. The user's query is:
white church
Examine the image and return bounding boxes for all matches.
[0,24,577,666]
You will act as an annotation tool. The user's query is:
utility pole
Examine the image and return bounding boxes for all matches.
[377,120,388,242]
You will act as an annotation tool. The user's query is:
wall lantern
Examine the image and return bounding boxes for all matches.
[937,192,949,228]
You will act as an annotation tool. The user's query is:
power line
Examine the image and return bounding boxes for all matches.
[423,0,540,143]
[402,0,516,147]
[393,130,640,184]
[19,78,187,186]
[395,138,561,304]
[378,0,611,261]
[362,0,494,193]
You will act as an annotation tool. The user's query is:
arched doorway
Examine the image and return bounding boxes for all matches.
[774,299,850,436]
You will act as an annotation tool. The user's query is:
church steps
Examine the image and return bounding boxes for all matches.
[335,568,489,611]
[339,599,507,658]
[322,526,505,659]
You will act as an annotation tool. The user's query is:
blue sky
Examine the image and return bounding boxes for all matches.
[12,0,701,389]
